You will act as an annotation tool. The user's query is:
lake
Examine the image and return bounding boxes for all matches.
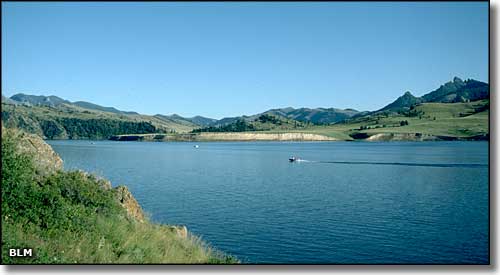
[47,140,489,264]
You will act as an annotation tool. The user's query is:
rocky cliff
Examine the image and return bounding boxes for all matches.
[364,133,489,141]
[197,132,338,141]
[115,185,145,223]
[110,132,338,142]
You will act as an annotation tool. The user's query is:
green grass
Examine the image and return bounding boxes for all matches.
[264,100,489,139]
[2,215,235,264]
[1,128,237,264]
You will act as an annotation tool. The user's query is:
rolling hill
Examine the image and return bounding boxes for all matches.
[10,93,139,115]
[2,76,489,141]
[186,116,218,126]
[208,107,362,127]
[1,96,198,139]
[192,114,308,133]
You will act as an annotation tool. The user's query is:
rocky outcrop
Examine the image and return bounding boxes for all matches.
[114,186,145,223]
[197,132,337,141]
[365,133,432,141]
[2,126,63,176]
[110,132,338,142]
[363,132,489,141]
[112,185,188,236]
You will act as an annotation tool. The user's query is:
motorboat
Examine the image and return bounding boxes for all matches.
[289,156,300,162]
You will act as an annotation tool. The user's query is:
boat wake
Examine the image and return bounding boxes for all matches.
[293,160,486,168]
[295,159,313,163]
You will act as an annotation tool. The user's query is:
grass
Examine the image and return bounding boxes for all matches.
[266,100,489,139]
[2,215,235,264]
[104,100,489,142]
[1,128,237,264]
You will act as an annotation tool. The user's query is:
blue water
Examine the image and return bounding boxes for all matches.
[47,141,489,264]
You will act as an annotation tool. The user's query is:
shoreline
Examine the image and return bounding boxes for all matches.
[2,126,236,263]
[106,132,489,142]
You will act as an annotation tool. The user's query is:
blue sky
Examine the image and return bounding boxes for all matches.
[2,2,488,119]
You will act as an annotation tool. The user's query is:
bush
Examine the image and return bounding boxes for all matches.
[1,129,236,264]
[1,130,37,223]
[2,131,121,233]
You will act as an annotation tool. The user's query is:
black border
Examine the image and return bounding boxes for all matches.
[0,0,493,267]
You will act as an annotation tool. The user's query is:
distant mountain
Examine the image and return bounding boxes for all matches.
[376,77,489,113]
[210,116,250,127]
[3,93,199,136]
[1,95,19,105]
[422,77,489,103]
[263,107,360,124]
[187,116,218,127]
[7,77,487,135]
[73,101,138,115]
[9,93,139,115]
[210,107,361,126]
[153,114,199,128]
[10,93,69,107]
[7,93,363,127]
[378,91,424,113]
[193,113,308,133]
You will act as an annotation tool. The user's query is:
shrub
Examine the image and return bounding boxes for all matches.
[1,129,236,264]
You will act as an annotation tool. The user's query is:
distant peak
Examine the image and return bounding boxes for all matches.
[453,76,463,83]
[403,91,414,97]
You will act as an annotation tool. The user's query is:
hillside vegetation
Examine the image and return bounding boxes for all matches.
[375,77,488,113]
[2,77,489,141]
[114,100,489,142]
[185,100,488,141]
[307,99,489,140]
[192,114,308,133]
[1,102,197,139]
[1,127,236,263]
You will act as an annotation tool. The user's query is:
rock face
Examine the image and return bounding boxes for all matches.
[197,132,337,141]
[2,126,63,176]
[114,185,145,223]
[110,132,338,142]
[363,133,488,141]
[365,133,432,141]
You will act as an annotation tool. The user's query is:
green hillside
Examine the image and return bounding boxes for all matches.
[1,127,236,264]
[190,100,488,141]
[209,107,361,127]
[1,101,197,139]
[311,100,489,139]
[192,114,308,133]
[377,91,424,113]
[375,77,489,113]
